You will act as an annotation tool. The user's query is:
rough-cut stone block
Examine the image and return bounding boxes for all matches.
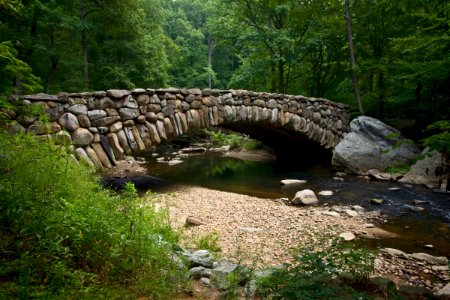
[145,122,161,145]
[136,124,152,149]
[164,118,175,138]
[85,146,103,169]
[100,135,116,166]
[74,147,94,167]
[88,109,107,120]
[91,143,112,168]
[116,129,131,155]
[107,89,130,99]
[91,116,121,127]
[177,112,188,133]
[24,93,58,102]
[118,108,140,120]
[156,120,167,140]
[71,128,93,147]
[77,114,91,128]
[110,121,123,133]
[68,103,88,115]
[106,133,124,161]
[58,112,79,132]
[131,126,146,151]
[123,127,138,152]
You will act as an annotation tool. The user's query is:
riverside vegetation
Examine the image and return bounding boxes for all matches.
[0,127,186,298]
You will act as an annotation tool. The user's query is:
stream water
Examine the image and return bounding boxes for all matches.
[143,149,450,257]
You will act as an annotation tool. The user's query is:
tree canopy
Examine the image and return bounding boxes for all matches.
[0,0,448,132]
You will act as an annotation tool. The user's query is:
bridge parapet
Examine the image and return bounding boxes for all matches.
[12,88,351,169]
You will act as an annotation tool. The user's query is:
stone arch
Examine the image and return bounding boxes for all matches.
[17,88,351,169]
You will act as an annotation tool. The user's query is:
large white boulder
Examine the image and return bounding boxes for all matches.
[332,116,420,174]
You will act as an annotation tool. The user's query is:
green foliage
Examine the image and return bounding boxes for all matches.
[204,129,263,151]
[384,165,411,174]
[193,230,222,253]
[422,120,450,155]
[256,232,376,299]
[0,41,42,95]
[0,131,186,298]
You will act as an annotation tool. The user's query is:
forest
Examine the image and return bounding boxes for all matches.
[1,0,449,135]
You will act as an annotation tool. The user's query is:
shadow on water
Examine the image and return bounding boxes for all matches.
[143,151,450,257]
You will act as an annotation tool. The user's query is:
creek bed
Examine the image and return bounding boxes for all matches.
[143,149,450,257]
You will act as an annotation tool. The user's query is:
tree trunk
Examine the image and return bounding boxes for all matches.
[345,0,364,115]
[45,59,58,94]
[80,0,89,90]
[278,53,285,94]
[378,72,384,118]
[207,34,213,89]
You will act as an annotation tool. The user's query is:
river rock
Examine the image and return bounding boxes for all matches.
[332,116,420,174]
[344,209,358,217]
[408,253,448,265]
[291,189,319,206]
[318,190,333,196]
[168,159,183,166]
[280,179,307,185]
[399,148,447,190]
[380,248,408,259]
[371,198,384,205]
[184,250,214,268]
[185,216,206,226]
[189,266,212,279]
[210,260,239,291]
[339,232,355,241]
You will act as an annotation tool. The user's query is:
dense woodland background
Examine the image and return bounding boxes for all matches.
[1,0,449,135]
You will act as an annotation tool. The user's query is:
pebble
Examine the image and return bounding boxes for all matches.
[344,209,358,217]
[388,187,402,191]
[371,198,384,205]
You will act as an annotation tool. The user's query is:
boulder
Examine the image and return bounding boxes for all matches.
[291,189,319,206]
[435,282,450,298]
[119,108,140,120]
[184,250,214,268]
[71,128,93,147]
[399,148,447,190]
[332,116,420,174]
[210,259,250,291]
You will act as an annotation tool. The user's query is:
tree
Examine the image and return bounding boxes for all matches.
[345,0,364,115]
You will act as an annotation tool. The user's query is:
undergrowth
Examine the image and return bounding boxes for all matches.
[0,132,186,299]
[256,230,378,299]
[204,129,263,151]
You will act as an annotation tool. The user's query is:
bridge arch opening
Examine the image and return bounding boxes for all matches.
[219,124,333,167]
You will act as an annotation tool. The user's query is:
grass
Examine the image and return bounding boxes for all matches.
[0,131,187,299]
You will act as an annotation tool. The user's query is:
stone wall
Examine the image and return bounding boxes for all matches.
[12,88,351,169]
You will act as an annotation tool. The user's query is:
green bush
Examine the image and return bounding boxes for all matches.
[0,132,186,298]
[256,232,376,299]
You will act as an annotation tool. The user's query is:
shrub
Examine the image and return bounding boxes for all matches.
[256,231,376,299]
[0,132,186,298]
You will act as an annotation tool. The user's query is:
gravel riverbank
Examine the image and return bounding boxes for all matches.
[159,184,449,292]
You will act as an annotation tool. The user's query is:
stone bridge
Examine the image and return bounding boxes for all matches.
[18,88,351,168]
